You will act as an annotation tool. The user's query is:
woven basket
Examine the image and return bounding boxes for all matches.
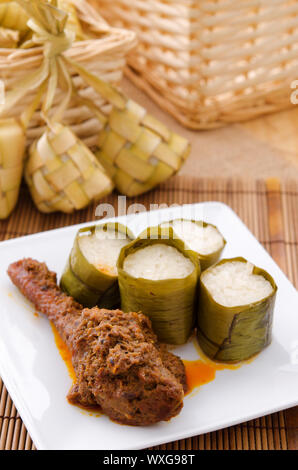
[0,0,136,146]
[94,0,298,129]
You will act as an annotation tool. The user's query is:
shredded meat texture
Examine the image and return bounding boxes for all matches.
[7,258,187,426]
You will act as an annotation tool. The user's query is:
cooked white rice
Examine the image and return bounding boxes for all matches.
[123,243,194,280]
[166,220,224,255]
[202,261,273,307]
[79,229,130,276]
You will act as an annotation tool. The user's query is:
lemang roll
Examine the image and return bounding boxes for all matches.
[60,222,133,308]
[197,257,277,363]
[117,226,200,345]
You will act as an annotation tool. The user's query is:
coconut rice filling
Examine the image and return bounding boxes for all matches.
[79,230,130,277]
[202,261,273,307]
[123,243,195,281]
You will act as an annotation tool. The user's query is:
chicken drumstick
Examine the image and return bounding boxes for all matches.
[8,258,186,426]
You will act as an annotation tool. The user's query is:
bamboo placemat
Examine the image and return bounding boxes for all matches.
[0,176,297,451]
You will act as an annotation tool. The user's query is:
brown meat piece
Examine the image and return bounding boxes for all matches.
[8,258,187,426]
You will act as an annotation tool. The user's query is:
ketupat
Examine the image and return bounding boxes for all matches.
[117,227,200,345]
[197,258,277,363]
[50,55,191,200]
[95,100,190,197]
[25,123,114,213]
[16,2,114,213]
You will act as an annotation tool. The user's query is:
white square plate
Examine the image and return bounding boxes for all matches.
[0,202,297,450]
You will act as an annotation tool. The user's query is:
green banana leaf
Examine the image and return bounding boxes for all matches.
[60,258,101,307]
[197,257,277,363]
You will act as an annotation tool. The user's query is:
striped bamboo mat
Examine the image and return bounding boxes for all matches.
[0,176,297,451]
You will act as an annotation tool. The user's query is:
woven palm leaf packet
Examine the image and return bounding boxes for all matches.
[159,219,226,271]
[25,122,114,213]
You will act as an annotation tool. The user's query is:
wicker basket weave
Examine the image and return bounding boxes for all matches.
[94,0,298,129]
[0,0,136,145]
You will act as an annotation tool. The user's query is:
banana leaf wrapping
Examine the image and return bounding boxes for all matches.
[159,219,226,271]
[197,257,277,363]
[117,227,200,345]
[60,222,133,308]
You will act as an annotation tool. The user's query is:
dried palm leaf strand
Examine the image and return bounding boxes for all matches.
[25,122,113,214]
